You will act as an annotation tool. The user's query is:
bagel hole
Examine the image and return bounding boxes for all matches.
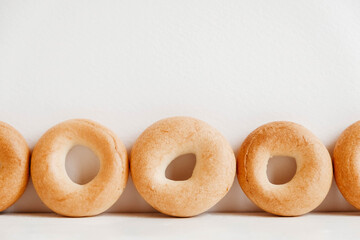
[267,156,297,185]
[165,153,196,181]
[65,145,100,185]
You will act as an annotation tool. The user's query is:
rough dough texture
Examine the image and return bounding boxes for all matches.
[333,121,360,209]
[131,116,236,217]
[31,119,128,217]
[237,121,332,216]
[0,121,30,212]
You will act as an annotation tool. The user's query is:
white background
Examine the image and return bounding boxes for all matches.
[1,0,360,213]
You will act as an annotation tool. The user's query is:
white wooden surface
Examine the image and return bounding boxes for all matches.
[1,213,360,240]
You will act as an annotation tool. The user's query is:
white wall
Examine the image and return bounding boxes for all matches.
[1,0,360,213]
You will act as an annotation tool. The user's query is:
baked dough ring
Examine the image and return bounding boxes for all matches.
[237,121,332,216]
[31,119,128,217]
[333,121,360,209]
[131,117,236,217]
[0,122,30,211]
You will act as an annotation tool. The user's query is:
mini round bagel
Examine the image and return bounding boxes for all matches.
[31,119,128,217]
[237,121,332,216]
[0,122,30,211]
[131,117,236,217]
[333,121,360,209]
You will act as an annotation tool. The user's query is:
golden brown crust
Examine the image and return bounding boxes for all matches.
[0,121,30,212]
[333,121,360,209]
[237,121,332,216]
[31,119,128,217]
[130,116,236,217]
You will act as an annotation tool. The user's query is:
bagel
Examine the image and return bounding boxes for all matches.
[31,119,128,217]
[333,121,360,209]
[237,121,332,216]
[130,116,236,217]
[0,121,30,211]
